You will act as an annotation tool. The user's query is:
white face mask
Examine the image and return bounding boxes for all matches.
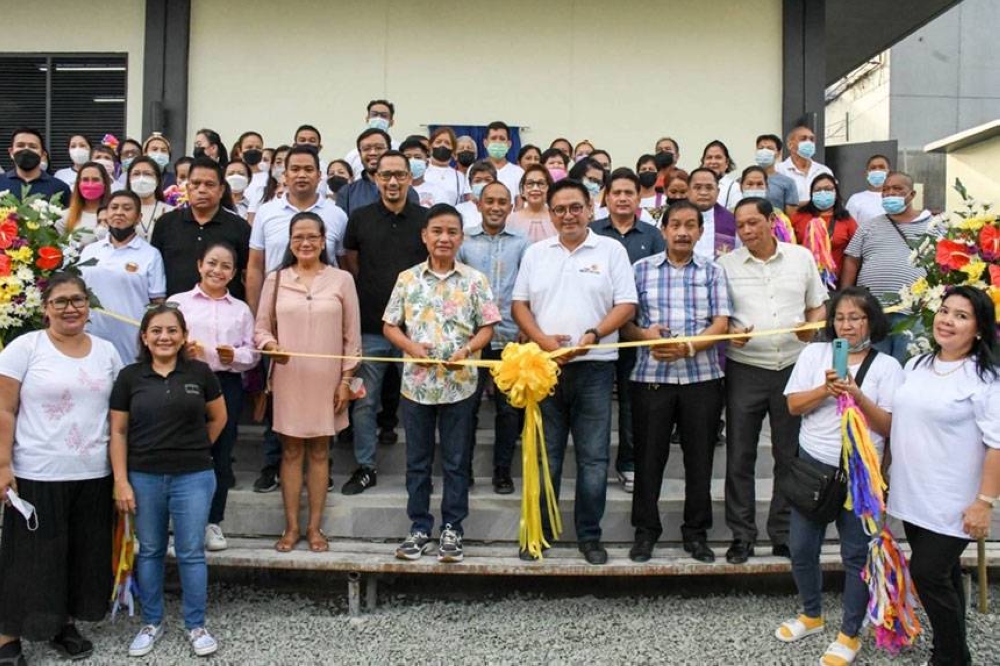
[226,174,249,193]
[6,488,38,531]
[94,225,109,241]
[258,160,271,174]
[130,175,158,198]
[69,147,90,166]
[95,159,115,175]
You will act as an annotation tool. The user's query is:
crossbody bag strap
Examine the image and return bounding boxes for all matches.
[888,220,914,250]
[270,268,282,341]
[854,347,878,387]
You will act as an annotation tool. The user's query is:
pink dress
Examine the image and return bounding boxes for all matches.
[254,266,362,437]
[507,208,557,244]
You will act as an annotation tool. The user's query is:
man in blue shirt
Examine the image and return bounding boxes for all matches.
[456,182,529,494]
[0,127,71,203]
[336,128,418,216]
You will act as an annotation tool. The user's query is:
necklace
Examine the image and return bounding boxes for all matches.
[932,355,967,377]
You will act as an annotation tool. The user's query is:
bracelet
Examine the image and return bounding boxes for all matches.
[340,377,353,386]
[686,341,696,358]
[584,328,601,341]
[464,345,474,357]
[976,493,998,508]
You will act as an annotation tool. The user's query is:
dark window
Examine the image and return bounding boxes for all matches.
[0,54,127,172]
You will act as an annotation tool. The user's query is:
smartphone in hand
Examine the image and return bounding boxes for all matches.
[832,338,849,379]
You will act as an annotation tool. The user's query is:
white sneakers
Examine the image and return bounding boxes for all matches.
[205,524,228,551]
[128,624,218,658]
[618,470,635,493]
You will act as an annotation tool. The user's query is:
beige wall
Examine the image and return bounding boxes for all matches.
[189,0,782,172]
[943,135,1000,211]
[826,53,891,146]
[1,0,145,142]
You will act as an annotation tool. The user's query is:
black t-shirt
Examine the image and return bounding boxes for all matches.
[344,200,428,334]
[151,206,251,301]
[110,359,223,474]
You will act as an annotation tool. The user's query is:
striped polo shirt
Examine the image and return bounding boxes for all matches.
[844,211,932,301]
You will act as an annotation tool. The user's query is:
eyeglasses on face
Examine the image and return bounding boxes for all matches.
[377,170,410,182]
[290,234,324,245]
[47,295,88,311]
[550,203,586,217]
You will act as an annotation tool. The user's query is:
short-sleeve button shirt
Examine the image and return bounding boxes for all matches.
[250,194,348,273]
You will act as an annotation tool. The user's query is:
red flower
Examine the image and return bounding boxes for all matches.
[0,220,18,250]
[989,264,1000,287]
[980,225,1000,261]
[0,255,10,277]
[35,246,63,271]
[935,239,972,271]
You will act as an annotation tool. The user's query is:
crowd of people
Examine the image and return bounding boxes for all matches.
[0,99,997,665]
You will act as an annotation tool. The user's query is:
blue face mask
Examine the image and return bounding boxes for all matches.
[471,182,487,199]
[866,170,887,188]
[812,191,835,210]
[408,158,427,180]
[584,179,601,196]
[754,148,775,168]
[882,196,907,215]
[796,140,816,160]
[367,116,390,132]
[486,142,508,160]
[149,152,170,169]
[742,189,767,200]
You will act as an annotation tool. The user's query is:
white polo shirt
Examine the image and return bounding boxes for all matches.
[79,235,167,363]
[492,162,525,200]
[250,194,347,273]
[718,242,828,371]
[845,190,883,225]
[512,229,638,363]
[457,200,482,230]
[413,179,451,208]
[775,157,833,202]
[425,164,469,205]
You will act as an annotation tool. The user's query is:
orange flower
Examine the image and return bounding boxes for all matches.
[0,220,18,250]
[0,255,10,277]
[35,246,63,271]
[935,239,971,271]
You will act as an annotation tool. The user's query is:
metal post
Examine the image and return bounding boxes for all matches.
[347,571,361,618]
[366,576,378,612]
[978,539,989,613]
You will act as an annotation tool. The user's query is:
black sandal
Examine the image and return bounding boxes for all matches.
[49,624,93,661]
[0,640,26,666]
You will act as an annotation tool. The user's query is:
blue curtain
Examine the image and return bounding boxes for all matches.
[428,124,522,163]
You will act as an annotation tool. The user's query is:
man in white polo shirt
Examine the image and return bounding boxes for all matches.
[717,197,827,565]
[482,121,524,198]
[512,179,638,565]
[774,124,833,205]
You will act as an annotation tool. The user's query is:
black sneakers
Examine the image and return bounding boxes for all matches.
[253,466,279,493]
[341,467,377,495]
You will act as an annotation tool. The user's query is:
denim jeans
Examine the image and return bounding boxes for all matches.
[402,394,477,535]
[613,348,636,473]
[788,450,870,638]
[210,371,242,524]
[539,361,614,543]
[873,312,909,364]
[471,346,522,470]
[353,334,402,469]
[130,469,216,630]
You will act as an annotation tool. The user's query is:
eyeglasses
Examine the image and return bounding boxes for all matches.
[523,180,548,190]
[834,315,868,324]
[48,295,88,311]
[377,170,410,182]
[550,203,586,217]
[360,144,388,154]
[369,111,391,119]
[290,234,324,245]
[147,302,180,311]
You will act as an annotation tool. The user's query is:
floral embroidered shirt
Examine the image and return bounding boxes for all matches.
[383,261,500,405]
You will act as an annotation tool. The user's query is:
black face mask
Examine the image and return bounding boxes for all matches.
[193,146,207,159]
[456,151,476,167]
[242,149,263,166]
[327,176,349,193]
[638,172,658,189]
[654,151,675,170]
[109,225,136,242]
[13,149,42,172]
[666,197,687,207]
[431,146,453,163]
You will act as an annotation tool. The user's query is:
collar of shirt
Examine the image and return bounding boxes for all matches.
[190,283,234,304]
[546,228,599,252]
[139,358,193,379]
[280,193,325,214]
[376,199,417,219]
[780,156,813,176]
[181,205,222,226]
[6,170,55,185]
[592,216,642,235]
[466,225,522,239]
[740,242,786,265]
[651,251,703,269]
[97,234,146,252]
[418,260,468,281]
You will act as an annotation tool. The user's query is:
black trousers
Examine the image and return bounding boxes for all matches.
[631,379,724,543]
[724,360,800,545]
[903,521,972,666]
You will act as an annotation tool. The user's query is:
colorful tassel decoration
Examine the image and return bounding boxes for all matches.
[803,217,838,290]
[773,211,797,244]
[110,511,140,619]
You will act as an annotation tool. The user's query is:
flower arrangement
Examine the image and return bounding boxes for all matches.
[0,187,91,347]
[895,180,1000,357]
[162,183,187,207]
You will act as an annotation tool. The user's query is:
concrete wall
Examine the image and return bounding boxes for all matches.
[187,0,782,171]
[943,135,1000,212]
[825,54,890,146]
[1,0,146,141]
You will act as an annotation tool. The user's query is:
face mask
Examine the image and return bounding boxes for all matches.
[796,140,816,160]
[812,191,836,210]
[130,175,158,197]
[40,161,48,172]
[226,174,249,193]
[431,146,452,163]
[12,149,41,172]
[94,224,109,241]
[271,165,285,181]
[666,196,687,207]
[121,156,135,170]
[328,176,349,193]
[654,151,675,170]
[258,160,270,173]
[367,116,391,132]
[149,152,170,169]
[471,182,487,199]
[408,158,427,180]
[638,172,658,189]
[109,225,136,242]
[882,195,907,215]
[242,149,263,166]
[79,181,106,201]
[848,337,871,353]
[742,189,767,200]
[456,151,476,167]
[4,489,38,531]
[866,170,887,188]
[69,147,90,166]
[486,142,508,160]
[584,179,601,196]
[94,159,115,176]
[548,167,567,182]
[754,148,776,168]
[193,146,206,159]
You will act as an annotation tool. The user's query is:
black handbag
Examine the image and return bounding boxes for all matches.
[776,348,878,524]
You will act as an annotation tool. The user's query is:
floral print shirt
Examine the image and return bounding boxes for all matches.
[383,261,500,405]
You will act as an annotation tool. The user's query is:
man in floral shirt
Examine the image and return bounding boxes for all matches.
[383,203,500,563]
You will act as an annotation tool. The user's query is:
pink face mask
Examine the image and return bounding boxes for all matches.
[548,168,567,182]
[79,182,106,201]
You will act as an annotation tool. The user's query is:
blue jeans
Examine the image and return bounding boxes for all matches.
[402,394,477,535]
[873,312,909,364]
[210,371,242,524]
[788,449,870,637]
[353,334,402,469]
[539,361,614,543]
[130,469,216,630]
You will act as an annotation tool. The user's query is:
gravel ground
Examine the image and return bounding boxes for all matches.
[19,580,1000,665]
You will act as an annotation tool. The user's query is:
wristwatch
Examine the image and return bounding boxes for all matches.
[584,328,601,341]
[977,494,998,508]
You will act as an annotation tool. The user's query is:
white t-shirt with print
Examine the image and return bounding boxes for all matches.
[0,331,123,481]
